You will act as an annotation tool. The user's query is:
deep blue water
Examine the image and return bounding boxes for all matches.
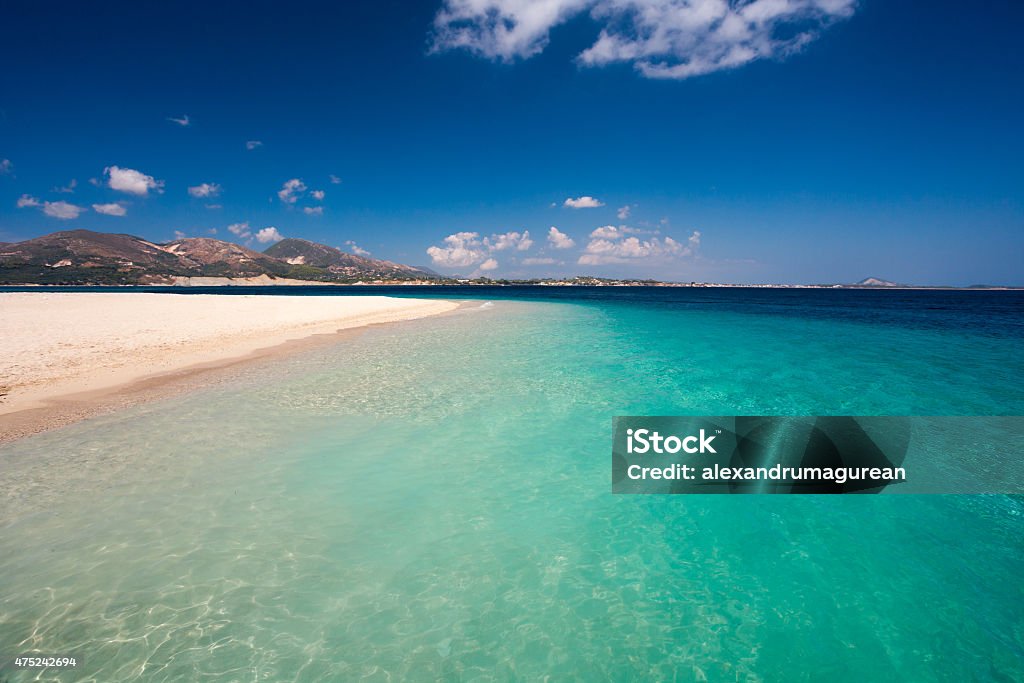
[3,284,1023,337]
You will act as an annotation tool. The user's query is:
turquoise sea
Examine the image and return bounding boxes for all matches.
[1,287,1022,681]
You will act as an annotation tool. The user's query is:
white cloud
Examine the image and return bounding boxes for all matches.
[428,227,544,269]
[303,206,324,215]
[590,224,627,239]
[479,258,499,271]
[310,189,325,201]
[578,229,701,265]
[0,159,12,175]
[522,257,559,265]
[208,228,218,235]
[188,182,221,198]
[564,195,604,208]
[167,114,190,126]
[277,178,307,204]
[174,230,187,239]
[17,194,86,219]
[105,166,164,195]
[246,140,263,150]
[427,228,547,270]
[53,179,77,193]
[92,202,127,216]
[329,174,342,184]
[228,221,252,239]
[346,240,371,257]
[487,230,533,251]
[205,203,222,210]
[432,0,591,61]
[547,226,575,249]
[617,205,631,220]
[433,0,856,79]
[43,201,86,220]
[427,231,489,267]
[255,226,284,243]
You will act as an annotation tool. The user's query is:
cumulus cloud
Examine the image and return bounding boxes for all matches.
[303,206,324,215]
[255,226,284,243]
[578,228,701,265]
[188,182,221,198]
[427,231,489,267]
[105,166,164,195]
[547,226,575,249]
[167,114,190,126]
[278,178,307,204]
[246,140,263,150]
[522,257,559,265]
[564,195,604,208]
[432,0,856,79]
[479,258,499,271]
[0,159,12,175]
[43,200,86,220]
[617,205,631,220]
[174,230,187,239]
[329,174,342,184]
[228,221,252,239]
[17,194,86,219]
[487,230,533,251]
[92,202,127,216]
[54,179,77,194]
[346,240,371,257]
[311,190,325,201]
[590,224,628,239]
[426,228,539,269]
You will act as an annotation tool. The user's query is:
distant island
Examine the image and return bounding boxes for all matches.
[0,230,1017,289]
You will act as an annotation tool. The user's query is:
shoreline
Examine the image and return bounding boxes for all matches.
[0,293,459,444]
[1,282,1020,291]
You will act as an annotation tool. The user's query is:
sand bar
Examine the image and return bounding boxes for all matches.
[0,292,456,437]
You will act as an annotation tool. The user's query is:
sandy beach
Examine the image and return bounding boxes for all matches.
[0,292,456,439]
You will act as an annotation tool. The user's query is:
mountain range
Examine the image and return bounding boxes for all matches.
[0,230,439,285]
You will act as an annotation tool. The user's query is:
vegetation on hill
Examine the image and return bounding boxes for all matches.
[0,230,443,285]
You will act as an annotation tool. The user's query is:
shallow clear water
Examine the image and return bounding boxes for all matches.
[1,292,1022,681]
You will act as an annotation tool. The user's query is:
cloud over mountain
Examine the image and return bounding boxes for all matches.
[105,166,164,196]
[92,202,127,216]
[278,178,307,204]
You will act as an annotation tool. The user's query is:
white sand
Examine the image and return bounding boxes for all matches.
[0,292,457,415]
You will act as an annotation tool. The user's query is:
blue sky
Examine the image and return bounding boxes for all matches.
[1,0,1021,285]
